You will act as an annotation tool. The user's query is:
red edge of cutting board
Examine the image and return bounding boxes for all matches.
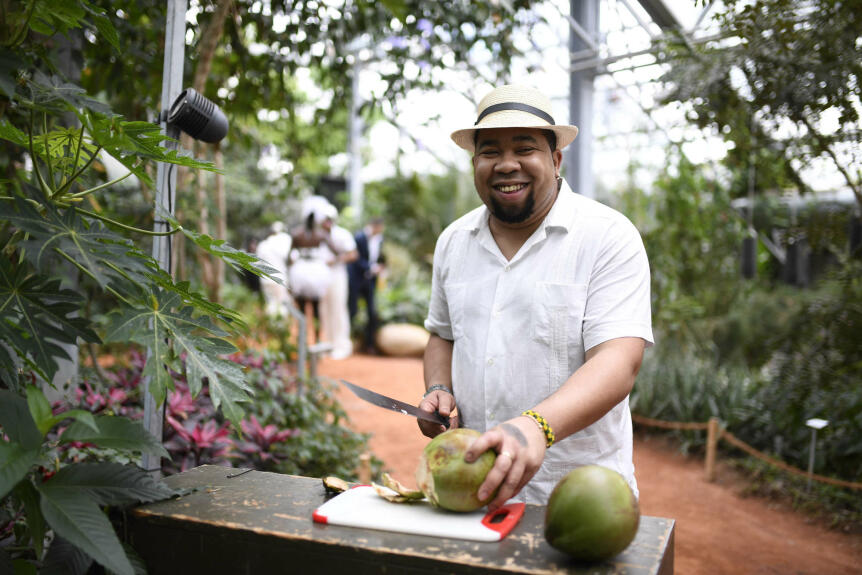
[480,502,525,538]
[312,485,525,541]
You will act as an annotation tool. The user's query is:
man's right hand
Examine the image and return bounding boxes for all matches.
[418,389,458,438]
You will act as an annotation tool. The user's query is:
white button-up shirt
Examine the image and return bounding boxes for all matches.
[424,181,653,503]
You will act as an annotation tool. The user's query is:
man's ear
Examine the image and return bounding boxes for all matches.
[553,149,563,174]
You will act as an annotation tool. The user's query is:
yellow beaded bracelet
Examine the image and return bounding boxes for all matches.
[522,410,555,448]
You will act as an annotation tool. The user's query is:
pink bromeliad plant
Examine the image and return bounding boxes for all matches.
[164,416,233,472]
[237,415,298,468]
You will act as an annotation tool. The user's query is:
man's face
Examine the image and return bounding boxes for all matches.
[472,127,562,227]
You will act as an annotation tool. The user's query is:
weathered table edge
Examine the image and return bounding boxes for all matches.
[124,465,675,575]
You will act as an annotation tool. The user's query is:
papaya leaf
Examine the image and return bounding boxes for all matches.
[37,481,134,575]
[149,269,245,329]
[0,389,42,448]
[40,535,93,575]
[0,256,100,381]
[6,196,153,291]
[0,441,41,500]
[25,71,111,116]
[104,289,252,422]
[30,0,87,38]
[173,219,281,283]
[60,416,169,459]
[36,462,175,507]
[0,336,22,387]
[14,479,47,558]
[0,119,33,149]
[83,115,217,187]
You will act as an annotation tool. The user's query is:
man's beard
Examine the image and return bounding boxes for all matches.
[490,189,535,224]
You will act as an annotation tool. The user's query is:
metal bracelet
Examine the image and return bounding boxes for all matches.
[423,384,453,397]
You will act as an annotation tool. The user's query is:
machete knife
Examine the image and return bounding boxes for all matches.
[339,379,450,428]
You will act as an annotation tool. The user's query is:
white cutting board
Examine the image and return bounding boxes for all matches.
[312,485,525,542]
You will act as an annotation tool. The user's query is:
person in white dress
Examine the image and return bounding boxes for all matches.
[254,221,293,317]
[289,196,338,343]
[319,203,359,359]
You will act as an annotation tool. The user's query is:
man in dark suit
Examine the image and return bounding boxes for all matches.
[348,217,385,354]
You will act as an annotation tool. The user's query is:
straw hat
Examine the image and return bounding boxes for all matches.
[450,84,578,153]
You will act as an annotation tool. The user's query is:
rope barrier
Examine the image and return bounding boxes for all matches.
[631,414,709,431]
[633,414,862,491]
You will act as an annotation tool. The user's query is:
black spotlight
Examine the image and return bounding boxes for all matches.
[167,88,228,143]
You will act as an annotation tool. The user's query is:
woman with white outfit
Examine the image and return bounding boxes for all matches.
[255,221,293,317]
[289,197,337,342]
[319,203,358,360]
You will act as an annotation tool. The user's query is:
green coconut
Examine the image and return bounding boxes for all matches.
[544,465,640,562]
[415,428,498,512]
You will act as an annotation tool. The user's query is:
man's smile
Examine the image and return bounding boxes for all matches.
[493,182,529,198]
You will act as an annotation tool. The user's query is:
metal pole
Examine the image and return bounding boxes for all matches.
[566,0,598,198]
[807,428,817,490]
[142,0,187,476]
[349,58,364,222]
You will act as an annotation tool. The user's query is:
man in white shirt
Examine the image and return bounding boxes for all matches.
[418,84,653,510]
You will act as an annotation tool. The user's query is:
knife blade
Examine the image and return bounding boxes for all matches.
[339,380,450,428]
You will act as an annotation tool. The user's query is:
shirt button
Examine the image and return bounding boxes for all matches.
[487,358,494,366]
[504,265,511,272]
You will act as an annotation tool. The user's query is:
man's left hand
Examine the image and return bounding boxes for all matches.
[464,416,546,511]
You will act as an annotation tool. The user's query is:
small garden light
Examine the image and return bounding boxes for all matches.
[805,418,829,489]
[165,87,228,143]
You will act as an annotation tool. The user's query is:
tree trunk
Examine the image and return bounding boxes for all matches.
[188,0,232,302]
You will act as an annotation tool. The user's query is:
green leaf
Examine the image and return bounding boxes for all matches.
[14,480,47,558]
[149,269,245,329]
[44,409,98,434]
[0,257,97,381]
[37,481,134,575]
[40,535,93,575]
[89,14,120,51]
[104,289,252,422]
[25,71,111,115]
[0,341,21,390]
[60,415,169,458]
[36,462,175,507]
[0,119,29,148]
[25,385,53,436]
[82,115,218,187]
[0,389,42,448]
[6,196,153,292]
[174,220,282,283]
[0,441,40,500]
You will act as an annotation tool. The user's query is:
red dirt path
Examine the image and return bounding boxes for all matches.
[317,354,862,575]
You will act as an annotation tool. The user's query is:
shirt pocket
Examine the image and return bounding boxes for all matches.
[531,281,587,342]
[530,282,587,389]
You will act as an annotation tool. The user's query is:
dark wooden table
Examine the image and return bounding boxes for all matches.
[125,465,674,574]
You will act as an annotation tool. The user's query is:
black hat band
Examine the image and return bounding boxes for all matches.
[475,102,555,126]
